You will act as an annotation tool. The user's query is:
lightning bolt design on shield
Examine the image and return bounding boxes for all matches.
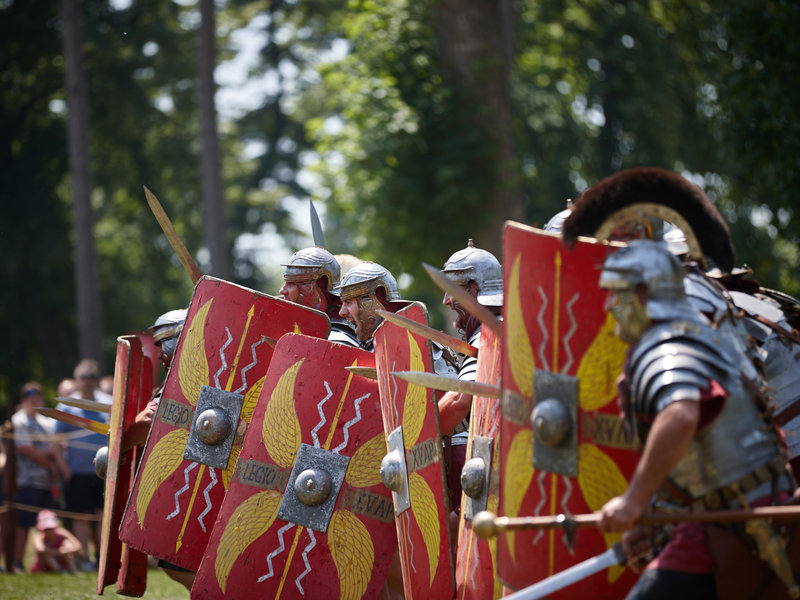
[560,475,573,515]
[310,381,333,449]
[561,294,579,374]
[235,338,266,394]
[536,287,550,372]
[258,522,295,583]
[213,327,234,388]
[533,471,548,545]
[295,529,317,594]
[167,462,199,520]
[333,393,369,454]
[197,467,218,532]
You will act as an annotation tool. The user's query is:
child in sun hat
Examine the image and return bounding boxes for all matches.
[29,509,82,573]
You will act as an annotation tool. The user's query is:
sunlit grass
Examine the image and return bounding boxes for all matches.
[0,566,189,600]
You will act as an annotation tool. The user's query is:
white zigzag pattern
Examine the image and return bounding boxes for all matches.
[295,529,317,595]
[213,327,233,388]
[533,471,547,545]
[332,393,369,454]
[235,338,265,394]
[258,523,294,583]
[561,293,579,374]
[536,287,550,372]
[310,381,333,448]
[167,462,198,520]
[197,467,218,532]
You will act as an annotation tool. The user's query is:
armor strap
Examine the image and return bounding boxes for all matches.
[691,455,793,512]
[751,314,800,346]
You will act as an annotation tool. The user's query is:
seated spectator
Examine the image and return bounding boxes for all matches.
[29,510,81,573]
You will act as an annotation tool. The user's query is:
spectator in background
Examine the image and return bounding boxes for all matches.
[12,382,69,572]
[55,359,111,571]
[99,376,114,396]
[56,379,76,400]
[29,509,81,574]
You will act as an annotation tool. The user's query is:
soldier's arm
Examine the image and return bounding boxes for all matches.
[438,391,472,435]
[599,400,699,532]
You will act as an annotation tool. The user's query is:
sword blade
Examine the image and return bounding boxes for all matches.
[392,370,501,398]
[376,310,478,357]
[309,200,325,248]
[422,262,502,338]
[504,544,625,600]
[345,366,378,380]
[55,397,112,414]
[36,407,109,436]
[144,186,202,284]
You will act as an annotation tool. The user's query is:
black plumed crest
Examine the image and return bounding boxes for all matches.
[562,167,735,272]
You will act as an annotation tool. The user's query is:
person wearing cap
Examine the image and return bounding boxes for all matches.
[335,261,407,351]
[11,382,69,572]
[279,247,359,347]
[29,509,81,573]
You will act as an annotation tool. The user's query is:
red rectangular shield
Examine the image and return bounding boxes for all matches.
[455,324,503,599]
[373,302,455,599]
[498,222,639,597]
[97,334,149,596]
[192,333,396,599]
[119,277,330,570]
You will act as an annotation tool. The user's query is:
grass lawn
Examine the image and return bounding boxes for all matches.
[0,567,189,600]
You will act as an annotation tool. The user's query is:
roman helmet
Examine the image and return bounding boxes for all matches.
[334,262,401,342]
[148,309,188,363]
[281,246,341,291]
[442,240,503,307]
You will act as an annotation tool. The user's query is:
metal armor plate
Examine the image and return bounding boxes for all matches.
[498,223,640,597]
[373,302,456,599]
[119,277,330,570]
[192,333,396,599]
[97,335,149,596]
[455,324,504,600]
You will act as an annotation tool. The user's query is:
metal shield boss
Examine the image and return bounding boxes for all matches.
[498,223,640,597]
[192,334,397,599]
[97,334,150,596]
[455,324,504,600]
[374,303,456,599]
[119,277,330,570]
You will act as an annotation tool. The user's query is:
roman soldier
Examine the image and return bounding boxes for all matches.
[597,240,798,600]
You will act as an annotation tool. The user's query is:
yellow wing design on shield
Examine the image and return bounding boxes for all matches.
[409,471,441,586]
[214,489,282,593]
[179,299,212,406]
[506,254,535,397]
[578,443,628,582]
[401,332,427,447]
[502,428,534,561]
[136,428,190,527]
[346,432,387,488]
[577,313,627,412]
[263,359,303,469]
[329,509,375,600]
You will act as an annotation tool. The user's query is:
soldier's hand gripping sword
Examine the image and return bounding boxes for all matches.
[143,186,202,284]
[422,262,503,338]
[472,506,800,598]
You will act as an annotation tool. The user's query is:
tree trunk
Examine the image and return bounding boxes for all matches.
[432,0,523,259]
[198,0,232,280]
[61,0,103,364]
